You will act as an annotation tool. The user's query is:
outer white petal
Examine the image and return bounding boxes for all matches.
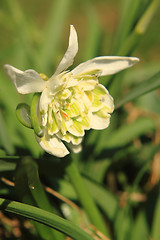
[53,25,78,76]
[72,56,139,76]
[36,133,69,157]
[4,64,46,94]
[91,113,111,130]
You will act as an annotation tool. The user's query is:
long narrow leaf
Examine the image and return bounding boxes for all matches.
[0,110,14,155]
[151,187,160,240]
[0,198,94,240]
[116,71,160,109]
[37,0,71,73]
[15,157,64,240]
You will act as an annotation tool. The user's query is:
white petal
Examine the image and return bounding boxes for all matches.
[72,56,139,76]
[67,142,82,154]
[36,133,69,157]
[39,88,52,126]
[91,113,111,130]
[92,84,114,113]
[4,64,46,94]
[53,25,78,76]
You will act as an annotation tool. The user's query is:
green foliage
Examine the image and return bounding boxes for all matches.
[0,0,160,239]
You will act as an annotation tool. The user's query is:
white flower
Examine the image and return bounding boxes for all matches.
[4,25,139,157]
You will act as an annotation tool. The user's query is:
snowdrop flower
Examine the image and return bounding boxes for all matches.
[4,25,139,157]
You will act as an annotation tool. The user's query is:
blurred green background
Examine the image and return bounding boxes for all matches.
[0,0,160,239]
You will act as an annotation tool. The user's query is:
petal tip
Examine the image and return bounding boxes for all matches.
[130,56,140,64]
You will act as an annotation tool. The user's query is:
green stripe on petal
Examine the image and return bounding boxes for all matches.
[56,131,71,143]
[74,69,101,77]
[81,115,91,129]
[92,93,103,111]
[92,84,108,96]
[48,107,59,135]
[65,100,84,118]
[68,119,84,137]
[96,106,112,118]
[30,93,44,137]
[16,103,32,128]
[58,89,71,100]
[54,110,68,135]
[70,134,83,145]
[78,80,98,91]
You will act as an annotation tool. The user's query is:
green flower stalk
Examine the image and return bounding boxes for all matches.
[4,25,139,157]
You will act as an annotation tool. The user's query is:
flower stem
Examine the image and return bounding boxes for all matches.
[64,155,108,236]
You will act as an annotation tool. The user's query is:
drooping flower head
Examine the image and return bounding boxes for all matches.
[4,25,139,157]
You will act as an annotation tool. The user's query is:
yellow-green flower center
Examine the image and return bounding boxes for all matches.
[40,70,113,145]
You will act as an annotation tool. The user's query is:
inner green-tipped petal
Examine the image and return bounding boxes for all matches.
[91,93,103,111]
[78,80,98,91]
[92,84,108,95]
[95,106,111,118]
[54,110,67,135]
[56,131,71,143]
[65,100,84,118]
[16,103,32,128]
[80,115,91,129]
[74,69,101,77]
[58,89,71,100]
[68,119,84,137]
[48,108,58,135]
[30,93,44,137]
[91,112,110,130]
[70,134,83,145]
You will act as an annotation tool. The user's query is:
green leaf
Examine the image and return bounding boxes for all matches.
[82,158,111,183]
[82,3,102,61]
[112,0,142,54]
[0,198,94,240]
[114,206,132,240]
[5,0,37,65]
[117,0,159,56]
[130,211,149,240]
[0,110,15,155]
[95,117,155,152]
[0,159,16,172]
[37,0,71,73]
[84,177,118,221]
[151,186,160,240]
[116,71,160,109]
[59,177,118,222]
[15,157,64,240]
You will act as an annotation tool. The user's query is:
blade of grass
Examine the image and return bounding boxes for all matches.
[95,117,155,153]
[0,198,94,240]
[82,3,102,61]
[117,0,160,56]
[151,185,160,240]
[5,0,37,65]
[130,211,149,240]
[0,110,15,155]
[37,0,71,73]
[112,0,143,54]
[84,177,118,221]
[15,157,64,240]
[115,71,160,109]
[107,0,159,97]
[63,156,108,236]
